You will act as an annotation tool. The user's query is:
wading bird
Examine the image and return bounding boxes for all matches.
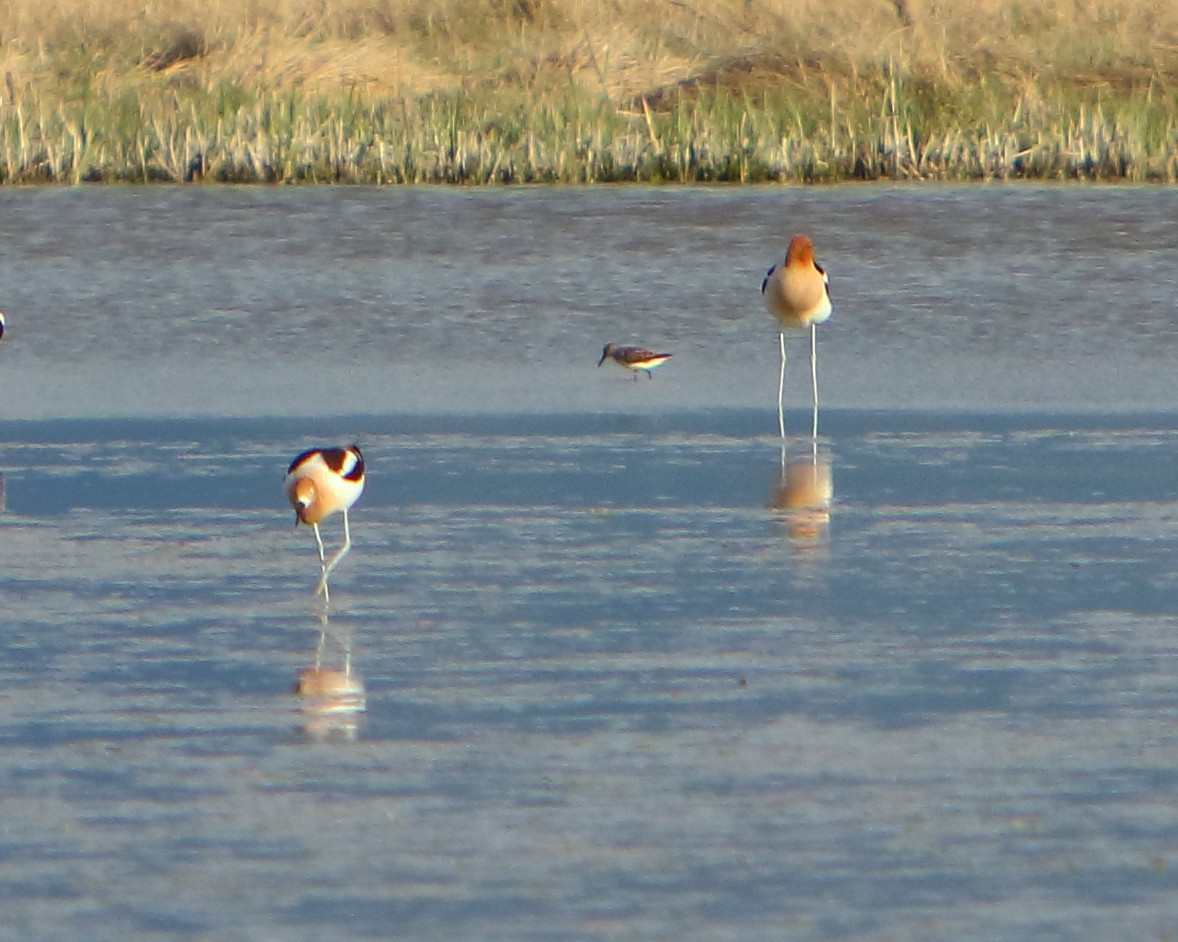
[284,445,366,600]
[762,234,832,438]
[598,342,672,379]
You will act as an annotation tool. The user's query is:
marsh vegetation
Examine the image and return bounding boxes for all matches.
[1,0,1175,183]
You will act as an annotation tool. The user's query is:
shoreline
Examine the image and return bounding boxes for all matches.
[3,409,1177,439]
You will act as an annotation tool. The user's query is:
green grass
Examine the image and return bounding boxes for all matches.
[4,78,1176,185]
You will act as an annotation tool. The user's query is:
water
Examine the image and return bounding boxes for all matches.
[2,184,1178,416]
[1,186,1177,940]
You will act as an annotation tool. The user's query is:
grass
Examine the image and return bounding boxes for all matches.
[1,0,1177,184]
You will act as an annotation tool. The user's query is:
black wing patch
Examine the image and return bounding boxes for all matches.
[761,263,777,294]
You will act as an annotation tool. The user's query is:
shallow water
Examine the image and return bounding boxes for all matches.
[1,187,1178,940]
[1,184,1178,417]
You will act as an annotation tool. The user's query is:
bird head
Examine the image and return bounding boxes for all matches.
[785,234,815,267]
[290,477,318,525]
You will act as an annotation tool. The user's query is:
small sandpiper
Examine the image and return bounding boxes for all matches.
[597,342,672,380]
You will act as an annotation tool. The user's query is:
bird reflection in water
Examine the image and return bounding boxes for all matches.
[284,445,368,739]
[769,438,833,552]
[292,603,367,740]
[293,651,366,741]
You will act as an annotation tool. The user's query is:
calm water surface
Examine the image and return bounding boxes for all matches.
[1,184,1177,416]
[0,187,1177,940]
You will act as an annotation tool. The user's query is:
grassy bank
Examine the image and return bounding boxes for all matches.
[1,0,1177,184]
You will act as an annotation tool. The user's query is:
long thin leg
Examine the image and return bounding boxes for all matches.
[809,324,819,440]
[311,522,330,605]
[778,331,787,440]
[315,508,353,597]
[311,522,327,568]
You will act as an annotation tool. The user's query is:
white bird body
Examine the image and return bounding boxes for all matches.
[762,236,832,331]
[284,446,365,526]
[284,445,365,601]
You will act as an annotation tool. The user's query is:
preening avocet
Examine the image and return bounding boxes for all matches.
[762,234,832,438]
[597,342,672,379]
[283,445,365,599]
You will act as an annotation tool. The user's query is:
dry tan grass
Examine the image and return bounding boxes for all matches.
[3,0,1176,101]
[1,0,1176,182]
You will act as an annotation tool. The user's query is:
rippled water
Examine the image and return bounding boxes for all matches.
[1,186,1177,940]
[2,184,1178,417]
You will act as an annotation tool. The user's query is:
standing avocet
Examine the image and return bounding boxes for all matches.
[284,445,365,600]
[762,234,832,438]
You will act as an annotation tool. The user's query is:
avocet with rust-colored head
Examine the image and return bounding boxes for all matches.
[762,234,832,438]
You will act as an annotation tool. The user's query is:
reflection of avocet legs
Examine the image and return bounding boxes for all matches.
[778,432,821,478]
[315,606,329,670]
[312,608,354,674]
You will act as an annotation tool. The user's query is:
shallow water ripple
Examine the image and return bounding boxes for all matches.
[1,411,1177,940]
